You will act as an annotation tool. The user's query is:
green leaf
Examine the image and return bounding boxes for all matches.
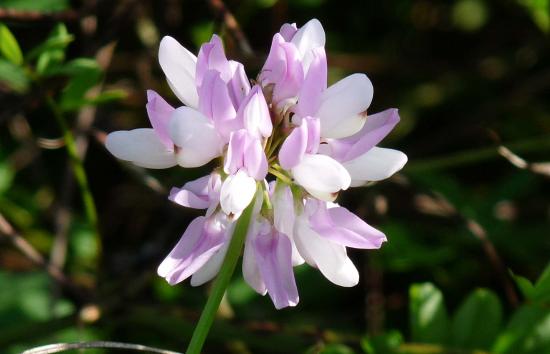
[27,23,73,63]
[493,303,550,354]
[361,330,403,354]
[517,0,550,32]
[451,289,502,350]
[0,0,69,12]
[533,262,550,301]
[57,58,102,111]
[409,283,450,344]
[510,269,536,299]
[0,160,15,195]
[0,24,23,65]
[319,344,355,354]
[0,58,29,93]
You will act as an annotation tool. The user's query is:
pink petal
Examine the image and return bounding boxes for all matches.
[295,47,327,117]
[196,34,231,86]
[157,215,228,285]
[168,175,211,209]
[279,122,307,170]
[146,90,175,150]
[254,227,299,309]
[309,200,386,249]
[328,109,401,162]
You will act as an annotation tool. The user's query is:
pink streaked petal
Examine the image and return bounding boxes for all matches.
[196,34,231,86]
[279,23,298,42]
[146,90,175,150]
[168,175,211,209]
[243,221,267,295]
[328,109,401,162]
[224,130,247,175]
[157,216,228,285]
[244,137,268,180]
[279,122,308,170]
[254,228,299,309]
[295,47,327,117]
[241,86,273,139]
[228,61,251,108]
[198,70,240,141]
[309,201,387,249]
[304,116,321,154]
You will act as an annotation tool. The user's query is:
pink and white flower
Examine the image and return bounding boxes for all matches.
[105,19,406,309]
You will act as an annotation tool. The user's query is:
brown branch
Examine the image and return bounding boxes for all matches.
[498,146,550,178]
[207,0,254,57]
[0,213,85,298]
[414,193,520,307]
[0,8,79,22]
[464,218,519,307]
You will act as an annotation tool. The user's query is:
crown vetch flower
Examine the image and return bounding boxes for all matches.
[105,18,407,309]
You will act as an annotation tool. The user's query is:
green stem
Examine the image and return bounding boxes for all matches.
[46,96,99,238]
[185,189,257,354]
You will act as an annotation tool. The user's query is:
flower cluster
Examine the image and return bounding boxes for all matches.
[106,19,407,309]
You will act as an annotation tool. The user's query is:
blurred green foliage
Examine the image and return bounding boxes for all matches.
[0,0,549,353]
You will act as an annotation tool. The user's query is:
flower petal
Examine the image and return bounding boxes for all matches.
[220,170,257,216]
[146,90,175,149]
[198,70,240,141]
[342,147,407,182]
[279,122,307,170]
[190,240,229,286]
[169,175,211,209]
[272,183,304,266]
[318,74,373,139]
[291,19,325,72]
[157,215,228,285]
[294,215,359,287]
[243,220,267,295]
[279,23,298,42]
[241,85,272,139]
[309,201,387,249]
[328,109,401,162]
[295,47,327,117]
[169,107,222,167]
[254,229,299,309]
[158,36,198,107]
[105,128,177,169]
[291,154,351,201]
[196,34,231,86]
[228,60,251,107]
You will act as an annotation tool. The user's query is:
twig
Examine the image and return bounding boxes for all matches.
[207,0,254,57]
[0,213,79,294]
[498,146,550,177]
[22,341,182,354]
[464,219,519,307]
[414,193,520,307]
[406,136,550,173]
[0,8,79,22]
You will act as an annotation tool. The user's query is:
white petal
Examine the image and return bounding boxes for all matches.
[343,147,407,182]
[169,107,222,167]
[291,19,325,72]
[318,74,373,139]
[220,170,257,216]
[294,216,359,287]
[159,36,199,108]
[105,129,177,169]
[291,154,351,201]
[190,241,229,286]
